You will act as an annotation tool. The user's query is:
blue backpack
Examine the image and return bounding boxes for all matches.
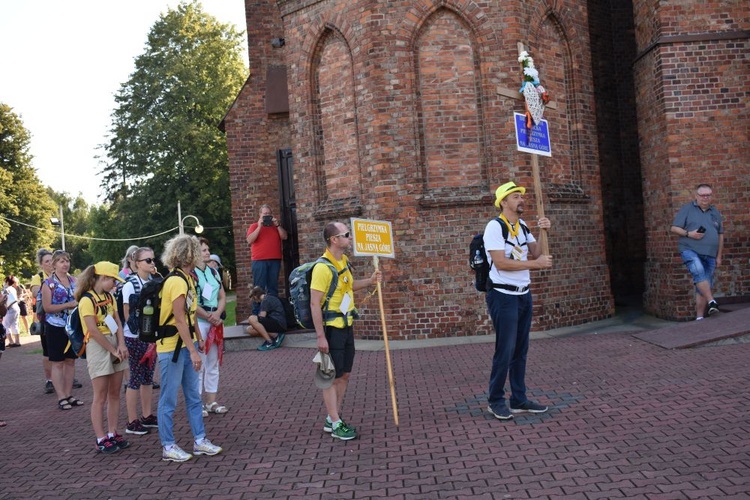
[65,292,113,359]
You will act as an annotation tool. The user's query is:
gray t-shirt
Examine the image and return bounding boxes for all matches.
[672,201,723,257]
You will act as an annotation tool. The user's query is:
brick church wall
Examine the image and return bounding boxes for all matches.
[224,0,291,320]
[226,0,617,338]
[632,0,750,318]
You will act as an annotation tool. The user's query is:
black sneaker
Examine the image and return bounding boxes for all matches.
[96,437,120,454]
[126,420,149,435]
[152,382,160,390]
[140,414,158,428]
[707,300,720,316]
[487,404,513,420]
[44,380,54,394]
[73,378,83,389]
[510,400,549,414]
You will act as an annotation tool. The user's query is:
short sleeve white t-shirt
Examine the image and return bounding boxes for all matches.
[483,218,536,293]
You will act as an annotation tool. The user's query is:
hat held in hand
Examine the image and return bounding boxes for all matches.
[312,351,336,389]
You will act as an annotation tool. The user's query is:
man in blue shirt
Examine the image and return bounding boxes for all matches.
[670,183,724,320]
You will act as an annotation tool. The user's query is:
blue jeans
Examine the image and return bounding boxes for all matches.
[680,249,716,288]
[251,259,281,313]
[157,345,205,447]
[486,290,533,408]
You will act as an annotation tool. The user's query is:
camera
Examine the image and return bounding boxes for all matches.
[697,226,706,233]
[262,215,274,227]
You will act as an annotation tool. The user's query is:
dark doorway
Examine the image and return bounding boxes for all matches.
[587,0,646,306]
[277,148,299,298]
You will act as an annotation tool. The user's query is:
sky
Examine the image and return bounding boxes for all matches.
[0,0,248,205]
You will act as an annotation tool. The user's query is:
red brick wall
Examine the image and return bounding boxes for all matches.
[224,0,291,320]
[228,0,621,338]
[633,0,750,318]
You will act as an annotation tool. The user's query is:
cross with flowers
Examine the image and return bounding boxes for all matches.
[518,50,551,130]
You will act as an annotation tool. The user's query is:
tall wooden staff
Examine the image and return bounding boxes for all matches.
[373,255,399,427]
[517,42,549,254]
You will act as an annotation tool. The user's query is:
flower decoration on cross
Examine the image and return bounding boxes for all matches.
[518,50,550,129]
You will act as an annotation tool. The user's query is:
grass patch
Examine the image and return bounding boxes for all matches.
[224,293,237,326]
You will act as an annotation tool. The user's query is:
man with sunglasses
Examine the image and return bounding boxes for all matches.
[310,222,382,440]
[671,183,724,320]
[484,182,553,421]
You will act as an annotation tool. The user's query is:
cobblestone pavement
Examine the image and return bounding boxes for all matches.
[1,327,748,499]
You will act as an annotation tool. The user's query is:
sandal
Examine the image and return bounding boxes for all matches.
[205,402,228,414]
[66,396,84,407]
[58,399,72,410]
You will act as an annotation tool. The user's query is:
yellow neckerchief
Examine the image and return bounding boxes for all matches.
[499,214,520,239]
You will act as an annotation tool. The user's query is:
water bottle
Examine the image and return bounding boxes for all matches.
[141,299,155,337]
[472,249,484,267]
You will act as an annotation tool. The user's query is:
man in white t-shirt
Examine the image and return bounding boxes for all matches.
[484,181,553,420]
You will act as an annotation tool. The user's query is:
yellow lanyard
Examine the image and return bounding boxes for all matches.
[499,214,520,239]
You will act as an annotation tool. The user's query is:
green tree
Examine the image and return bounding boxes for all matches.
[47,189,95,273]
[100,0,245,271]
[0,103,56,278]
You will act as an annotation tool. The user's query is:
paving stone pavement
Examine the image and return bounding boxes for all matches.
[1,325,749,499]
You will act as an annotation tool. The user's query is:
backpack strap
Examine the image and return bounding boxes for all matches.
[316,256,358,323]
[167,269,193,363]
[314,257,340,317]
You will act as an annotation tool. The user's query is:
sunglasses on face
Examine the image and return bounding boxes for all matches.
[334,232,351,239]
[138,258,155,264]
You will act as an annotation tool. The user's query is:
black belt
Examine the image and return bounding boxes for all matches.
[203,306,218,312]
[492,284,529,293]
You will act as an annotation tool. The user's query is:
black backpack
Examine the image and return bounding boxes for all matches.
[115,274,147,333]
[470,217,529,292]
[135,270,187,344]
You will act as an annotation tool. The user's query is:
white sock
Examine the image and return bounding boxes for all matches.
[107,432,115,439]
[696,317,704,321]
[331,419,342,430]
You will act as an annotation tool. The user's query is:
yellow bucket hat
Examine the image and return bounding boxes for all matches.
[494,181,526,207]
[94,261,125,282]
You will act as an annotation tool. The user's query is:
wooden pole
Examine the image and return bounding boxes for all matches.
[518,42,549,255]
[373,255,399,427]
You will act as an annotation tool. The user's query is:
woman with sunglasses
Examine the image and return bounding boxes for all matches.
[41,250,80,410]
[120,247,160,436]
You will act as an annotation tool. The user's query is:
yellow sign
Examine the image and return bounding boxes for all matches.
[350,218,395,258]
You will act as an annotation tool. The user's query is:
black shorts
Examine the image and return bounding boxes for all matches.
[325,325,355,378]
[257,316,286,334]
[45,324,77,362]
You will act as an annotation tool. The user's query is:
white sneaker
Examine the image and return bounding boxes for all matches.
[194,438,222,456]
[202,404,208,417]
[162,445,192,462]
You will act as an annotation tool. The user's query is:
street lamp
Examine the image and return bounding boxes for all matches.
[177,201,204,235]
[50,204,65,250]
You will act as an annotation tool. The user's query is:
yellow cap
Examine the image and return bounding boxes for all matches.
[94,261,125,283]
[494,182,526,207]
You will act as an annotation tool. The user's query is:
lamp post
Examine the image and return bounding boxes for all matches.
[49,204,65,251]
[177,201,204,235]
